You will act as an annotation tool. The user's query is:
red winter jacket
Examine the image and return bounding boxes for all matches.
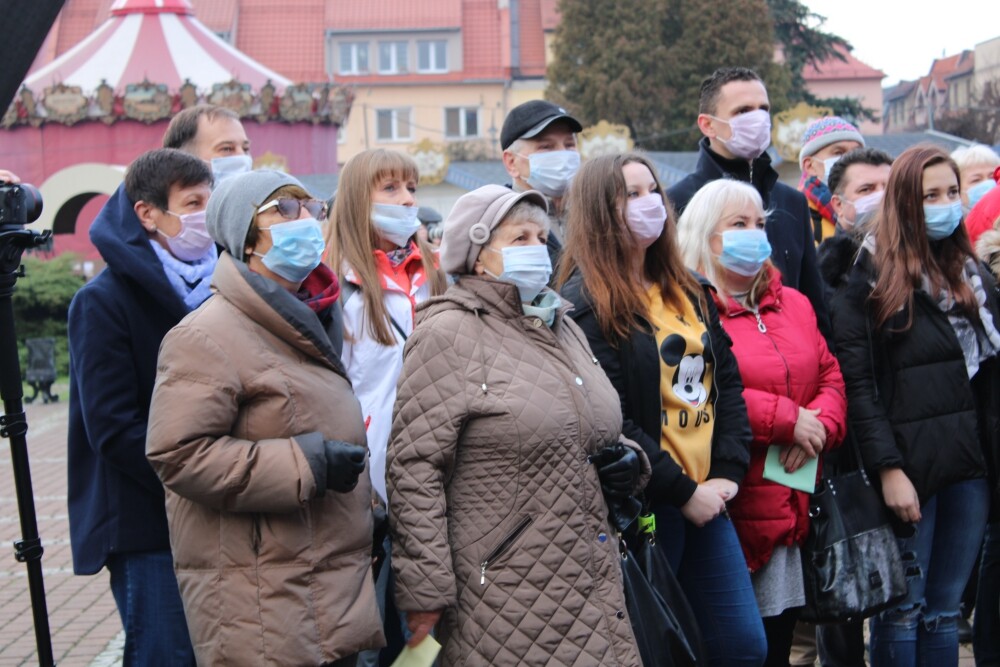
[716,268,847,572]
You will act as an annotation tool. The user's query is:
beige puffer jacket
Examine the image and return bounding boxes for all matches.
[147,254,384,666]
[387,276,648,667]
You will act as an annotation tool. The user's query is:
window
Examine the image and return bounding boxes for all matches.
[378,41,408,74]
[339,42,369,75]
[417,40,447,73]
[445,107,479,138]
[376,108,412,142]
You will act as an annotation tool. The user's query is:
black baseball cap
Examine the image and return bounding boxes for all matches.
[500,100,583,151]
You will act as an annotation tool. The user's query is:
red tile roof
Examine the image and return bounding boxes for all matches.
[927,50,973,91]
[517,0,547,77]
[326,0,461,31]
[803,46,885,81]
[540,0,559,31]
[232,0,326,82]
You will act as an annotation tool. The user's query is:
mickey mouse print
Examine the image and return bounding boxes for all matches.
[646,284,716,483]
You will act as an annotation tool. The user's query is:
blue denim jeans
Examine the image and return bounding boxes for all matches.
[869,478,990,667]
[653,503,767,667]
[107,550,195,667]
[974,521,1000,667]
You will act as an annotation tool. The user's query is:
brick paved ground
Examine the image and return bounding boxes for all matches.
[0,397,123,666]
[0,395,982,666]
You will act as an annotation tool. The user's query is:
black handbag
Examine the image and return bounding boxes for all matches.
[799,438,908,624]
[617,506,706,667]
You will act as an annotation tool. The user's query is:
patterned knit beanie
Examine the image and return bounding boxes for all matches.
[798,116,865,168]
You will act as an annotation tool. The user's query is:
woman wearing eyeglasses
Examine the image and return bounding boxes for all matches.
[146,171,384,666]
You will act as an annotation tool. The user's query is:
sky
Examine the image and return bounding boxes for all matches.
[803,0,998,86]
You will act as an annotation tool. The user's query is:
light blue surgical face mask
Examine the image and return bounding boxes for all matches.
[211,155,252,186]
[968,179,996,210]
[372,203,421,248]
[254,217,325,283]
[484,244,552,303]
[718,229,772,277]
[924,201,963,241]
[523,150,581,198]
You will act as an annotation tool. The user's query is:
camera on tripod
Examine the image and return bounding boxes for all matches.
[0,182,43,226]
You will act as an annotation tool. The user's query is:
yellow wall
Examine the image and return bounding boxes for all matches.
[339,81,546,163]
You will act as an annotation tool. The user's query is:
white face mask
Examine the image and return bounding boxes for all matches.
[821,156,841,184]
[484,244,552,303]
[521,150,581,198]
[841,190,883,231]
[159,209,215,262]
[372,203,421,248]
[710,109,772,160]
[211,155,252,185]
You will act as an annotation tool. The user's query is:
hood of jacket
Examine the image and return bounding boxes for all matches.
[977,229,1000,281]
[90,183,189,321]
[817,232,861,291]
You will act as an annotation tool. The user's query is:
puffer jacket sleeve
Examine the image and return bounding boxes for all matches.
[387,318,469,614]
[830,264,903,471]
[146,323,323,513]
[806,308,848,450]
[742,387,800,448]
[701,290,752,484]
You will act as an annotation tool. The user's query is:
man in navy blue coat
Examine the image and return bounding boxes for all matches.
[667,67,831,341]
[67,105,249,665]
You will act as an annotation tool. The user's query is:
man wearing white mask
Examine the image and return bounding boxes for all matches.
[67,149,217,665]
[500,100,583,269]
[162,104,252,181]
[797,116,866,243]
[668,67,830,342]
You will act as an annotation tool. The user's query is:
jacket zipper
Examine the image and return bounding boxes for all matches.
[480,516,533,585]
[751,306,792,398]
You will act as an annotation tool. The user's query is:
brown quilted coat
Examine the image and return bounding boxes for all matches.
[146,254,384,666]
[387,276,648,667]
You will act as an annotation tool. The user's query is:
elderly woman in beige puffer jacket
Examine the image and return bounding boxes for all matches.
[387,184,650,667]
[147,171,384,666]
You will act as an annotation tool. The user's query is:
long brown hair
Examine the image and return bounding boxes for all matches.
[870,144,978,331]
[556,152,702,342]
[325,149,447,346]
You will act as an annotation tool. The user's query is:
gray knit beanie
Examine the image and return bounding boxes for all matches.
[206,169,304,260]
[440,185,548,275]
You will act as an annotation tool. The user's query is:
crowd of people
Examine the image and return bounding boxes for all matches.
[37,64,1000,667]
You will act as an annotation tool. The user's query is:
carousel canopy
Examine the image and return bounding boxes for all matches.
[25,0,290,95]
[4,0,353,128]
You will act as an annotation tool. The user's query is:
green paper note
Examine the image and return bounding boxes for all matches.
[390,635,442,667]
[762,445,819,493]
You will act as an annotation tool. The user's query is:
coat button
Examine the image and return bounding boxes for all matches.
[532,318,543,328]
[616,610,625,619]
[598,532,607,543]
[574,376,583,386]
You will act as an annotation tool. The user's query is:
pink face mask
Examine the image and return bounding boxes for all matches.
[626,193,667,248]
[159,209,214,262]
[712,109,772,160]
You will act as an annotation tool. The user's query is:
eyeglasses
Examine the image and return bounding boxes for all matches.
[257,198,328,222]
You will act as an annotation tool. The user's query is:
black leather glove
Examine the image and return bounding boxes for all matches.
[592,444,641,499]
[324,440,367,493]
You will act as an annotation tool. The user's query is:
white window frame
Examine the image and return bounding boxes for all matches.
[375,108,413,142]
[378,41,409,74]
[339,42,369,75]
[417,40,448,73]
[444,106,480,138]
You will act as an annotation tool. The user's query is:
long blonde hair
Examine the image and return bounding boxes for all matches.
[326,149,446,345]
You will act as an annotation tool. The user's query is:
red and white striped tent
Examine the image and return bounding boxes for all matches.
[25,0,290,96]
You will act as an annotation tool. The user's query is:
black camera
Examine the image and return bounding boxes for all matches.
[0,182,43,226]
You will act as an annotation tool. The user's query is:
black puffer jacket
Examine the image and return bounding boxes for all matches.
[560,272,751,507]
[830,247,1000,502]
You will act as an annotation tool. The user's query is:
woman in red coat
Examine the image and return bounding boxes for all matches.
[677,179,847,667]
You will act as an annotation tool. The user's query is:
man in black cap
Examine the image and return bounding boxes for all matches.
[500,99,583,268]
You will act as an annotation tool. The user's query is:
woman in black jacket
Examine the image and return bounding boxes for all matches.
[558,153,764,667]
[830,145,998,667]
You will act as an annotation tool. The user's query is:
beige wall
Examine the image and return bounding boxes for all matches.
[975,37,1000,94]
[804,78,884,135]
[338,82,545,163]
